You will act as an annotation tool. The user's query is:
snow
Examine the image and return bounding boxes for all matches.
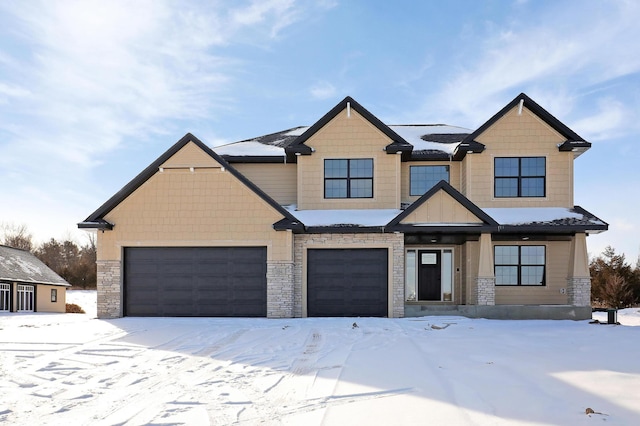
[1,291,639,425]
[390,125,471,154]
[284,126,310,136]
[286,207,402,227]
[484,207,585,225]
[214,141,285,157]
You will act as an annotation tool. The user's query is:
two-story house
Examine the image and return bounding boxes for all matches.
[80,93,607,320]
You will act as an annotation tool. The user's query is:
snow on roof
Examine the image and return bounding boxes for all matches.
[0,245,69,286]
[389,125,471,154]
[283,126,310,136]
[286,206,402,227]
[213,141,285,157]
[484,207,585,225]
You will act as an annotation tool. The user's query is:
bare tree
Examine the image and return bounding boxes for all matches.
[0,222,34,252]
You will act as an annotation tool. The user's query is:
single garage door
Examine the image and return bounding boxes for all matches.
[307,248,388,317]
[124,247,267,317]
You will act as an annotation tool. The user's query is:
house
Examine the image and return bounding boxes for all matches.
[0,245,70,313]
[79,93,607,320]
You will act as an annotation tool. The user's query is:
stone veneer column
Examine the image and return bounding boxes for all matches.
[96,260,122,318]
[567,277,591,306]
[475,277,496,305]
[293,233,404,318]
[475,233,495,305]
[567,233,591,307]
[267,261,294,318]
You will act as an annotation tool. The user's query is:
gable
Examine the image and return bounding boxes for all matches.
[475,105,566,147]
[80,133,297,227]
[399,189,485,224]
[305,107,394,152]
[161,141,221,168]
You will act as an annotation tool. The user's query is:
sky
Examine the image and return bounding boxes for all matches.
[0,0,639,263]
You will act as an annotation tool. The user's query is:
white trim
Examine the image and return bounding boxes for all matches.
[0,283,10,312]
[17,284,34,312]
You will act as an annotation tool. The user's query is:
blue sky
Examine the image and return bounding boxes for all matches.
[0,0,639,262]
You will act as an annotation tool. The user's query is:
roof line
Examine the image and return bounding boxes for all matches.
[286,96,409,154]
[80,133,298,226]
[387,180,498,227]
[457,93,587,158]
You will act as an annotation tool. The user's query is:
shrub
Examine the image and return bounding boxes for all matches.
[66,303,85,314]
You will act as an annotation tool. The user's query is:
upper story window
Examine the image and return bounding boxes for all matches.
[495,245,546,286]
[410,165,449,196]
[494,157,545,198]
[324,159,373,198]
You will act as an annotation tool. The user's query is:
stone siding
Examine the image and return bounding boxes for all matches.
[567,277,591,306]
[97,260,122,318]
[293,233,404,318]
[267,261,294,318]
[476,277,496,305]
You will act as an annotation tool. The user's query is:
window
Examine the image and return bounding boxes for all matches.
[410,165,449,195]
[495,157,545,197]
[495,246,545,286]
[324,159,373,198]
[51,288,57,303]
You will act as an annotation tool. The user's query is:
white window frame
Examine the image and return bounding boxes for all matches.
[0,283,10,312]
[17,284,34,312]
[405,248,454,302]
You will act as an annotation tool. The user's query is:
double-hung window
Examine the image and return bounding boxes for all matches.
[495,246,546,286]
[324,159,373,198]
[495,157,545,197]
[410,165,449,195]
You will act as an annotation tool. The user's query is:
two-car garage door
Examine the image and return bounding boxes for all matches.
[124,247,267,317]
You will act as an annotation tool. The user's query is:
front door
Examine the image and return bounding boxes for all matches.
[418,250,441,301]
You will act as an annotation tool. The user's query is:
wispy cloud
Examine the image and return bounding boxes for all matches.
[0,0,314,241]
[310,81,338,100]
[422,1,640,128]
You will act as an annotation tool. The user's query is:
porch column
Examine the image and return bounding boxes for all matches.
[475,233,495,305]
[567,233,591,306]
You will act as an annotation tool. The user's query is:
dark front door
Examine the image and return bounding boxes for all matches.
[418,250,441,301]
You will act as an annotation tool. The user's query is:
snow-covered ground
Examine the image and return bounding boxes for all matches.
[1,291,639,425]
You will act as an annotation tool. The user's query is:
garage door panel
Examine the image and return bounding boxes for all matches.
[307,248,388,317]
[125,247,267,317]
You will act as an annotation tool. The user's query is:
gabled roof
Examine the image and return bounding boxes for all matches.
[0,245,70,287]
[285,96,411,155]
[79,133,300,229]
[387,180,498,230]
[453,93,590,160]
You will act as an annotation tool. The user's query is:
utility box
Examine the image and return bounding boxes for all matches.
[607,309,618,324]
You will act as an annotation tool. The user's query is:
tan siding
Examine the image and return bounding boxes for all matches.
[464,106,573,208]
[36,285,66,313]
[401,161,460,203]
[400,190,484,224]
[495,241,571,305]
[297,109,400,209]
[98,144,291,263]
[233,163,297,205]
[464,241,480,304]
[161,141,220,168]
